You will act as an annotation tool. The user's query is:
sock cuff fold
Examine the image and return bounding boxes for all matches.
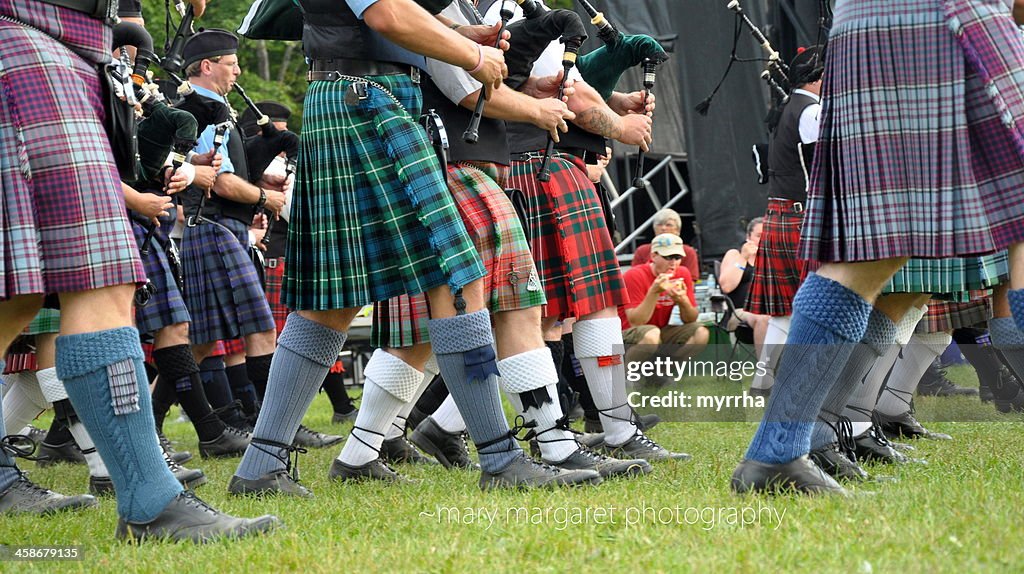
[55,327,143,381]
[498,347,558,394]
[572,317,624,358]
[428,310,494,354]
[791,274,872,342]
[278,313,348,367]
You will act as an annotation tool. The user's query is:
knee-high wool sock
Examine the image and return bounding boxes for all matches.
[0,360,21,493]
[874,331,951,416]
[572,317,636,447]
[56,327,181,522]
[499,347,578,463]
[338,350,422,465]
[744,274,872,464]
[1,371,48,435]
[153,345,225,441]
[385,356,437,441]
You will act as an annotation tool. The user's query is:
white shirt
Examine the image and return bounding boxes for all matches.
[793,88,821,144]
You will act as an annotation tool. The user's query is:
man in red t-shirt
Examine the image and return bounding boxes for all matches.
[620,234,709,352]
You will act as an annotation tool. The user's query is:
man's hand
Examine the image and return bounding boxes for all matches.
[609,90,656,116]
[618,114,653,151]
[531,99,575,142]
[469,45,508,98]
[262,188,287,215]
[456,21,511,51]
[649,272,675,295]
[190,150,223,171]
[524,71,575,101]
[129,191,175,225]
[667,279,688,304]
[188,0,206,18]
[258,172,288,192]
[163,164,194,195]
[192,165,218,192]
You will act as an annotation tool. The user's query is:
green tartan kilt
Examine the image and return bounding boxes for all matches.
[884,252,1008,302]
[284,74,485,311]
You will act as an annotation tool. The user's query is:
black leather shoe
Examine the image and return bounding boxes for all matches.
[327,458,416,483]
[23,425,46,454]
[292,425,344,449]
[380,436,438,465]
[993,366,1024,413]
[875,410,952,440]
[158,433,192,465]
[198,427,251,459]
[35,440,86,467]
[89,475,115,496]
[165,452,207,489]
[0,476,98,514]
[228,470,312,498]
[545,446,651,479]
[916,361,978,397]
[409,417,478,470]
[115,490,280,543]
[853,427,926,465]
[583,412,660,434]
[331,408,359,424]
[809,444,869,482]
[600,431,691,462]
[730,455,848,495]
[479,453,602,490]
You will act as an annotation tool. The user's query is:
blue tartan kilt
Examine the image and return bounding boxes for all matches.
[131,213,190,335]
[883,251,1008,302]
[180,215,274,345]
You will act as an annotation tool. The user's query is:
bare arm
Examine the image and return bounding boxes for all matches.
[624,275,672,327]
[1015,0,1024,25]
[718,249,746,294]
[567,80,652,150]
[459,86,574,140]
[212,173,286,214]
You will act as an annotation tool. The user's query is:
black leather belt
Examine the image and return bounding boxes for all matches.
[307,58,418,82]
[510,152,545,162]
[37,0,116,21]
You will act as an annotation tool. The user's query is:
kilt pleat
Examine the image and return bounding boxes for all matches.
[0,18,144,301]
[181,217,274,345]
[132,215,190,335]
[263,257,288,335]
[916,296,991,333]
[285,75,484,311]
[372,161,545,348]
[507,153,626,320]
[801,0,1024,262]
[884,251,1008,300]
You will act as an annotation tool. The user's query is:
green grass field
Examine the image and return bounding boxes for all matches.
[3,366,1023,573]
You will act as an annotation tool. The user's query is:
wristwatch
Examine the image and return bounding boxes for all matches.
[255,187,267,210]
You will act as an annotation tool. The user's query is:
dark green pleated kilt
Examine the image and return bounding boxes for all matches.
[284,74,485,311]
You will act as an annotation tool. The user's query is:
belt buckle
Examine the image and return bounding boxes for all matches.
[410,67,421,85]
[185,214,203,228]
[792,202,804,214]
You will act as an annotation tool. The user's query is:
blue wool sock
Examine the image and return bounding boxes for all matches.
[235,313,347,480]
[429,310,520,473]
[0,360,21,493]
[56,327,182,522]
[1006,289,1024,335]
[199,356,235,411]
[810,309,897,451]
[988,316,1024,381]
[745,274,873,464]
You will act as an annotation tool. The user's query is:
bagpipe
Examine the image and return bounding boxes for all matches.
[573,0,671,188]
[497,1,587,180]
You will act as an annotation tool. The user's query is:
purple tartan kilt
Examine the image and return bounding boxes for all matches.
[801,0,1024,263]
[746,199,809,316]
[132,215,190,335]
[180,216,274,345]
[507,153,626,320]
[0,19,145,301]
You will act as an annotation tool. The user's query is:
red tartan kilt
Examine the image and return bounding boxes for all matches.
[263,257,289,335]
[508,153,627,320]
[917,296,991,334]
[746,199,810,316]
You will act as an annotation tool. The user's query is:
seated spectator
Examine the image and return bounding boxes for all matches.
[632,208,700,280]
[620,234,710,373]
[719,218,769,353]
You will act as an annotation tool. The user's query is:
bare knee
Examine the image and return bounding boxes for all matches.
[154,322,190,349]
[245,330,277,356]
[297,308,360,332]
[691,326,710,346]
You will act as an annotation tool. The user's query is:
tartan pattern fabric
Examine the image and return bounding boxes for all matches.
[221,338,246,356]
[917,296,991,333]
[132,216,191,335]
[372,162,545,348]
[285,75,485,311]
[263,256,288,335]
[746,199,808,316]
[25,307,60,335]
[508,153,627,320]
[801,0,1024,262]
[884,251,1008,301]
[0,16,145,301]
[181,216,274,345]
[0,0,113,66]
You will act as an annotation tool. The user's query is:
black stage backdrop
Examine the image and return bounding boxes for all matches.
[574,0,775,260]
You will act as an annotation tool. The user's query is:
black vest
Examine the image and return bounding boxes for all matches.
[507,120,606,160]
[298,0,425,69]
[768,91,818,202]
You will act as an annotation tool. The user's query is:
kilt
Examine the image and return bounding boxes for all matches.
[801,0,1024,263]
[372,162,545,348]
[884,251,1008,301]
[25,308,60,335]
[181,215,274,345]
[132,214,190,335]
[0,13,144,301]
[916,297,991,334]
[263,256,288,335]
[746,199,808,316]
[508,152,627,320]
[285,75,485,311]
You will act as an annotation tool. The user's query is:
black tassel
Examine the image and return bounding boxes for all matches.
[695,97,713,116]
[518,387,553,411]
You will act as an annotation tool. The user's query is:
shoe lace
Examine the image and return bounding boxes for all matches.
[0,435,45,487]
[575,444,610,463]
[249,437,308,483]
[297,424,332,441]
[476,416,537,455]
[818,411,857,461]
[179,490,221,517]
